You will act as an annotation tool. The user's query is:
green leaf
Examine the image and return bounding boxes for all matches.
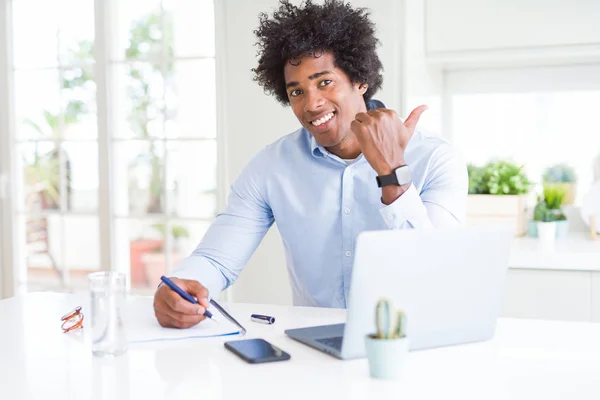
[533,199,549,222]
[543,184,566,210]
[467,164,487,194]
[478,160,531,195]
[533,184,568,222]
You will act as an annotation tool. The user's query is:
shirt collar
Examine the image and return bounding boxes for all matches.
[309,98,385,158]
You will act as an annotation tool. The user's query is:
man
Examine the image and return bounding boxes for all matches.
[153,0,467,328]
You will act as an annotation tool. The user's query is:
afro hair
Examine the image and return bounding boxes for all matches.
[252,0,384,106]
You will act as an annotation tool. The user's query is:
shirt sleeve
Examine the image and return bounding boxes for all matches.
[171,152,274,299]
[379,143,468,229]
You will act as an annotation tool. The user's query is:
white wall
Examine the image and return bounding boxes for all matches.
[402,0,443,134]
[217,0,404,305]
[425,0,600,54]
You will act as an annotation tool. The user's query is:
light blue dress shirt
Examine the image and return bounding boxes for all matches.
[173,103,468,308]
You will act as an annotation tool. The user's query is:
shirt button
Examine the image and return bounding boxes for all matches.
[386,214,394,221]
[345,251,351,257]
[344,208,351,214]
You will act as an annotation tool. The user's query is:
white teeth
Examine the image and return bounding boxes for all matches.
[311,112,334,126]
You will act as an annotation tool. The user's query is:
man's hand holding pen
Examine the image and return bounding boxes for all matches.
[153,278,211,329]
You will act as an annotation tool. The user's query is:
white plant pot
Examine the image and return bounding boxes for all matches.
[365,335,409,380]
[537,222,557,249]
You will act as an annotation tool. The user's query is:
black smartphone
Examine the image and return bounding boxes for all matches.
[224,338,291,364]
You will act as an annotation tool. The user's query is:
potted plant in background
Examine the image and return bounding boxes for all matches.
[142,223,190,287]
[365,298,408,380]
[546,184,568,237]
[543,164,577,205]
[529,185,568,239]
[467,160,532,236]
[534,201,556,248]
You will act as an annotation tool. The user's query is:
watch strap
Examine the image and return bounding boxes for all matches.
[376,165,411,188]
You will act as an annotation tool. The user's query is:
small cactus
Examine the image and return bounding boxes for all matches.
[394,309,407,338]
[375,298,407,339]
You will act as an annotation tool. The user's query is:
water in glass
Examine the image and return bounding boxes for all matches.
[89,272,127,357]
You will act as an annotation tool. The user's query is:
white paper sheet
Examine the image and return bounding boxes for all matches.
[126,297,241,343]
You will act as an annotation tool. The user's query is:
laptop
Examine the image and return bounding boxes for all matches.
[285,225,513,359]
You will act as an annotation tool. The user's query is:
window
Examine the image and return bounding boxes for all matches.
[5,0,218,294]
[446,64,600,203]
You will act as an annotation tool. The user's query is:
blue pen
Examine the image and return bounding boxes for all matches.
[160,276,217,322]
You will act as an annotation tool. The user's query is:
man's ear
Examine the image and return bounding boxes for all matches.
[358,83,368,95]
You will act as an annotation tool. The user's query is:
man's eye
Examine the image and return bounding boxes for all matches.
[319,79,332,87]
[290,89,302,97]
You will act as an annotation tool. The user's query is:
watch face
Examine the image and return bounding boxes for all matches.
[394,166,412,186]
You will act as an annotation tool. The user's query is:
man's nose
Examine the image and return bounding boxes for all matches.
[304,89,326,113]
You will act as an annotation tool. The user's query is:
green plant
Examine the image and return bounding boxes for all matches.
[483,161,531,195]
[543,184,566,210]
[467,164,486,194]
[374,298,407,339]
[533,198,547,222]
[533,198,555,222]
[543,164,577,183]
[533,185,568,223]
[533,200,566,222]
[468,161,531,195]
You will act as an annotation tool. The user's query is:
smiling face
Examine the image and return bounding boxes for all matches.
[283,52,368,157]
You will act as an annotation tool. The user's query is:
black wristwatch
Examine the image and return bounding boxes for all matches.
[376,165,412,187]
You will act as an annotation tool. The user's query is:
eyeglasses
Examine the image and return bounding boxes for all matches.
[61,306,84,333]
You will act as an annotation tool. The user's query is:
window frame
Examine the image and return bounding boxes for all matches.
[0,0,223,296]
[0,0,17,299]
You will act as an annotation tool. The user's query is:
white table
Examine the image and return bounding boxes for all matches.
[1,293,600,400]
[509,232,600,271]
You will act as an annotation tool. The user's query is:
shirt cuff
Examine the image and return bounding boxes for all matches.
[170,257,227,300]
[379,183,431,229]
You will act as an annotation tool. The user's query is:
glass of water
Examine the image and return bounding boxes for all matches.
[89,272,128,357]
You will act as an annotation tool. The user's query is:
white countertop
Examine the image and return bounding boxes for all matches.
[509,232,600,271]
[2,293,600,400]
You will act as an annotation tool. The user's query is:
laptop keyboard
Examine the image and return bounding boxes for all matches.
[316,336,343,350]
